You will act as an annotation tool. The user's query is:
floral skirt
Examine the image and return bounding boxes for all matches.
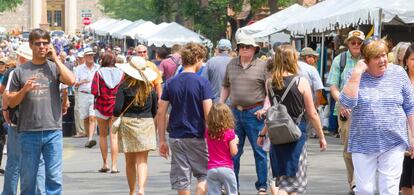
[118,117,156,153]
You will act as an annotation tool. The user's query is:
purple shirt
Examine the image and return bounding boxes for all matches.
[159,54,181,81]
[206,128,236,170]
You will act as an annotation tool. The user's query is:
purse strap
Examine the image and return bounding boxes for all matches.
[267,76,304,124]
[119,97,135,117]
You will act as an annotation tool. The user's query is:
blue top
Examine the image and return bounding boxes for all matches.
[339,64,414,154]
[202,54,232,102]
[161,72,213,138]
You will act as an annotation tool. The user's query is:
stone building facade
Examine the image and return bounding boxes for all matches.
[0,0,105,34]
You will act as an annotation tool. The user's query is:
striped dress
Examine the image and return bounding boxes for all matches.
[339,64,414,154]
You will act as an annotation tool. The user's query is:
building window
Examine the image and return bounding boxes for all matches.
[47,11,53,26]
[54,10,62,27]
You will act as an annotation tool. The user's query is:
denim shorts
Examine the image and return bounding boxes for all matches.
[169,138,208,190]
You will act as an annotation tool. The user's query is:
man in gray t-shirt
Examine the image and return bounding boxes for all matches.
[7,29,75,195]
[202,39,232,103]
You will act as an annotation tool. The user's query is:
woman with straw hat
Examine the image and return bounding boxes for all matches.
[113,56,158,195]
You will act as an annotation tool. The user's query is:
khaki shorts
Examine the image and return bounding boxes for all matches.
[169,138,208,190]
[78,92,95,120]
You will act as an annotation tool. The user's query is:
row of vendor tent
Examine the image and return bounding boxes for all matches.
[237,0,414,40]
[87,18,211,48]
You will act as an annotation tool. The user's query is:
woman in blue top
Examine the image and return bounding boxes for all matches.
[340,37,414,195]
[257,44,327,194]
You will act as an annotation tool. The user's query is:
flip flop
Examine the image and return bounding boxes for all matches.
[98,168,110,173]
[110,170,120,174]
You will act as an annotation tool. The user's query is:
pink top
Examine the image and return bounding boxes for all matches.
[205,128,236,170]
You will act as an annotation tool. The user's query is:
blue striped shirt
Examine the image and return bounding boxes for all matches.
[339,64,414,154]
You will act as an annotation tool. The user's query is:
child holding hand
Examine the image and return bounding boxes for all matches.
[205,103,239,195]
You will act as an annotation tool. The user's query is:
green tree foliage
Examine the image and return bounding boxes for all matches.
[0,0,23,12]
[99,0,295,43]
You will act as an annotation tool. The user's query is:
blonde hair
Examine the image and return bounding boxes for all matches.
[362,38,389,63]
[270,44,299,90]
[124,73,152,107]
[206,103,235,140]
[392,42,410,65]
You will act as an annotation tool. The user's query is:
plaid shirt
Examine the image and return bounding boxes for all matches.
[91,71,123,117]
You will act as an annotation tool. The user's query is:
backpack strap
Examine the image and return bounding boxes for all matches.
[338,51,347,86]
[280,76,299,103]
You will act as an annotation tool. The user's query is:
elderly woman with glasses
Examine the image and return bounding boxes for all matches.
[339,37,414,195]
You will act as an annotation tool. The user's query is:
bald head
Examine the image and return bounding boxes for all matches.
[135,45,148,59]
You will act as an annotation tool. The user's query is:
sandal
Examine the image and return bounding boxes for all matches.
[257,188,267,195]
[110,170,120,174]
[98,168,110,173]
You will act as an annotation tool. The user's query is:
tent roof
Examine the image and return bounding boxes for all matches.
[136,22,169,42]
[93,19,120,33]
[124,21,157,39]
[287,0,414,34]
[88,18,117,31]
[236,4,306,40]
[112,20,146,39]
[144,22,210,47]
[95,19,132,36]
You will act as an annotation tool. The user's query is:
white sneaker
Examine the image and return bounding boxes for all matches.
[3,145,6,155]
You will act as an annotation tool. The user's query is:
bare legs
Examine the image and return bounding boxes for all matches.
[125,151,149,195]
[97,117,118,171]
[84,116,96,141]
[177,180,206,195]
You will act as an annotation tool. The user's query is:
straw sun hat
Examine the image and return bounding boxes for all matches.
[115,56,157,82]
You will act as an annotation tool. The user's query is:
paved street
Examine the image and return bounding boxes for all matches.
[0,134,349,195]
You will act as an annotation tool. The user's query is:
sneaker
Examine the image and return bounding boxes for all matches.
[257,188,267,195]
[84,140,97,148]
[0,168,4,175]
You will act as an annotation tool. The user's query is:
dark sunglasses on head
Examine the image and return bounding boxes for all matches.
[362,35,381,47]
[137,51,147,54]
[239,44,254,49]
[33,41,50,47]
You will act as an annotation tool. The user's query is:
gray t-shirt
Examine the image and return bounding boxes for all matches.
[9,60,62,132]
[298,61,324,101]
[201,53,232,102]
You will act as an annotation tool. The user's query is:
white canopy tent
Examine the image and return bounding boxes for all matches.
[95,19,132,36]
[0,27,6,34]
[112,20,146,39]
[135,22,169,42]
[126,21,157,39]
[88,18,117,31]
[286,0,414,35]
[236,4,306,41]
[143,22,211,47]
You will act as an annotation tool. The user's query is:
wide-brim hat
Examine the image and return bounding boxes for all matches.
[237,36,259,48]
[345,30,365,43]
[115,56,157,82]
[83,47,95,55]
[300,47,319,57]
[16,42,32,60]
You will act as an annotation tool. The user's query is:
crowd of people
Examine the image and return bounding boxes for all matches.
[0,27,414,195]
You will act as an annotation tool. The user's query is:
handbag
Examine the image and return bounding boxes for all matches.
[266,76,304,145]
[112,98,135,134]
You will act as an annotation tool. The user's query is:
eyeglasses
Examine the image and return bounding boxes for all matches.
[349,40,362,46]
[33,41,50,47]
[137,51,147,54]
[239,44,253,49]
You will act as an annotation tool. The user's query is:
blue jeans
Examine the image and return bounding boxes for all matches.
[232,106,268,190]
[2,125,46,195]
[19,130,62,195]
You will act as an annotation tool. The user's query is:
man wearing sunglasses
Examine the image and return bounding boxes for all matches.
[7,28,75,195]
[220,36,268,194]
[134,45,163,100]
[327,29,365,194]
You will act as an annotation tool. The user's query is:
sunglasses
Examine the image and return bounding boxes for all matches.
[239,44,254,49]
[137,51,147,54]
[362,36,381,47]
[349,40,362,46]
[33,41,50,47]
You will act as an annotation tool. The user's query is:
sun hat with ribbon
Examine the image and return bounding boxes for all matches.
[115,56,157,82]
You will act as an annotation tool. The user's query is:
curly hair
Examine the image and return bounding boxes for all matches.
[206,103,235,140]
[270,44,299,90]
[180,42,207,66]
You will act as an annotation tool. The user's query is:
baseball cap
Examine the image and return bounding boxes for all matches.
[217,39,232,50]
